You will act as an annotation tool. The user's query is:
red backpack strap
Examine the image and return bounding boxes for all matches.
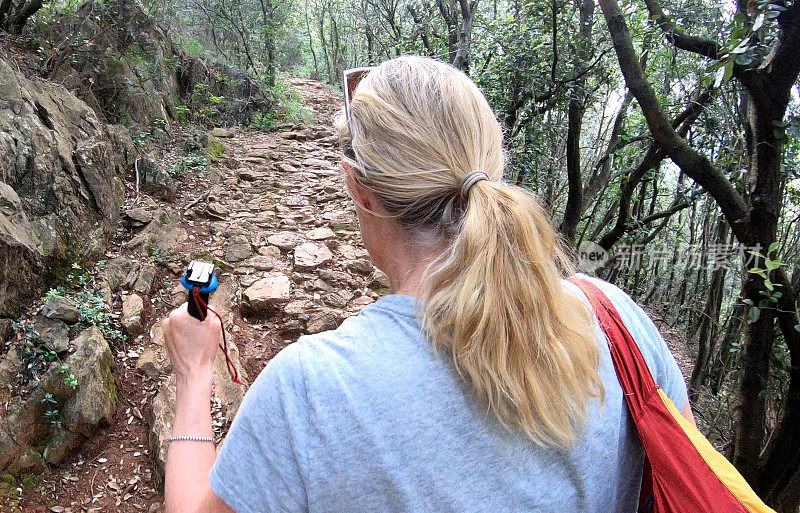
[567,277,658,511]
[566,276,659,420]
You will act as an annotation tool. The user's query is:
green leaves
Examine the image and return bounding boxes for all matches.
[748,306,761,324]
[752,13,764,31]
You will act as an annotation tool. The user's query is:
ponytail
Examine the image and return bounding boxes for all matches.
[337,55,605,447]
[422,181,605,447]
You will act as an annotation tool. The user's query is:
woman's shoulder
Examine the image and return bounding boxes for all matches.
[565,273,688,409]
[258,294,420,386]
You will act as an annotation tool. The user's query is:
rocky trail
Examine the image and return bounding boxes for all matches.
[14,78,388,513]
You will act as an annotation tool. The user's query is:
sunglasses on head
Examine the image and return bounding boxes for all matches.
[343,66,373,126]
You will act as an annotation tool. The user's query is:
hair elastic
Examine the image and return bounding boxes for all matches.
[460,171,490,197]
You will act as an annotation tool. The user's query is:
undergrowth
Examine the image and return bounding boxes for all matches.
[250,80,311,131]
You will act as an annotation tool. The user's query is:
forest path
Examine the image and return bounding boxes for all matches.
[18,78,390,513]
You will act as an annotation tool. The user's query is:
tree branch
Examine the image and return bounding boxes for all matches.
[599,0,750,241]
[642,0,754,88]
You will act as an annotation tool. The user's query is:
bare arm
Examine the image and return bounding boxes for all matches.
[680,395,697,428]
[163,304,235,513]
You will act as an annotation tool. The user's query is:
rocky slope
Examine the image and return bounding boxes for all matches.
[36,0,271,130]
[0,54,133,319]
[8,78,389,512]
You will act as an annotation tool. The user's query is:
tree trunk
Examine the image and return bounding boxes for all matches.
[6,0,42,33]
[451,0,477,70]
[690,218,729,397]
[559,0,593,243]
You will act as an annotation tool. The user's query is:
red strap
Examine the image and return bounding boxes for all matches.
[566,277,659,420]
[569,277,757,513]
[192,287,244,385]
[567,276,657,510]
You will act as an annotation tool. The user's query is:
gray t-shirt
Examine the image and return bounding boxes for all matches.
[209,274,687,512]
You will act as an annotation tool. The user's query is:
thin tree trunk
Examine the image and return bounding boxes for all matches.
[690,218,729,397]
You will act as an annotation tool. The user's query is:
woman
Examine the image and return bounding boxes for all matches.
[162,56,694,513]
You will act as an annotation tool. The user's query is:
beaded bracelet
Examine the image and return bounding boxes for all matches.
[167,435,214,443]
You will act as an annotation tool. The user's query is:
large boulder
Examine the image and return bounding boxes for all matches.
[128,209,187,257]
[242,273,292,316]
[0,327,116,472]
[0,56,131,318]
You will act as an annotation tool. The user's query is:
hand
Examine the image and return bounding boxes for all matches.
[163,303,222,379]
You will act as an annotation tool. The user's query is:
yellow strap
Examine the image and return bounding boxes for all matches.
[657,389,776,513]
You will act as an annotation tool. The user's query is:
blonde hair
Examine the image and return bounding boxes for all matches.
[336,56,605,447]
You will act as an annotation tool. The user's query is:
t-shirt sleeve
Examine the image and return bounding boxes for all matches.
[580,275,689,411]
[209,343,310,513]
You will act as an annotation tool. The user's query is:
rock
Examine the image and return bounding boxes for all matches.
[8,448,46,475]
[0,348,21,385]
[368,269,392,291]
[42,327,116,464]
[106,257,142,292]
[242,273,291,316]
[0,326,116,472]
[137,322,170,378]
[281,319,303,335]
[149,375,175,479]
[41,297,80,324]
[246,148,271,160]
[236,168,259,182]
[306,308,340,334]
[225,234,253,263]
[279,131,308,141]
[347,258,375,275]
[259,245,282,259]
[242,255,276,271]
[0,318,12,342]
[267,231,303,251]
[133,263,156,294]
[277,162,299,173]
[121,294,145,336]
[285,195,309,207]
[351,295,376,309]
[138,158,175,202]
[128,210,187,257]
[284,300,315,316]
[0,183,43,318]
[0,55,130,318]
[33,315,71,353]
[306,227,335,240]
[0,53,134,317]
[324,290,356,309]
[309,278,333,292]
[56,327,116,436]
[206,202,230,219]
[211,127,235,138]
[124,207,153,226]
[294,242,333,269]
[339,243,369,260]
[319,269,361,289]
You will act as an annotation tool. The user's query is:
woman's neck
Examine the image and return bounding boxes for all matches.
[384,241,446,298]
